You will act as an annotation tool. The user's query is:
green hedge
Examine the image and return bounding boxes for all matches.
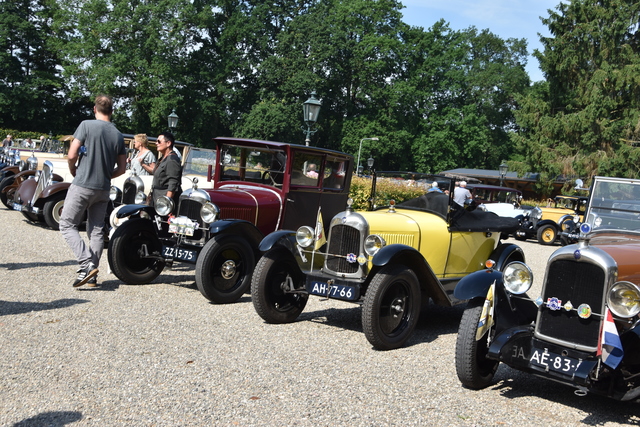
[349,176,426,210]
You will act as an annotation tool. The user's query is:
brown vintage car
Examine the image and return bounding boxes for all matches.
[454,176,640,401]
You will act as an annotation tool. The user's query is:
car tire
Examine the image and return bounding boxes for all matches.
[21,211,40,222]
[455,297,499,389]
[362,265,421,350]
[536,224,557,245]
[0,176,15,208]
[195,235,255,304]
[43,193,66,230]
[251,248,308,324]
[107,218,165,284]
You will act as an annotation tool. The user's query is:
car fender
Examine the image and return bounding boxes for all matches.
[40,181,70,199]
[536,219,558,230]
[490,243,525,271]
[370,244,452,306]
[258,229,297,253]
[453,269,503,300]
[115,203,154,218]
[207,219,265,252]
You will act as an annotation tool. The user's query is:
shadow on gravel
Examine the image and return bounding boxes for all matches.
[0,260,77,270]
[488,374,640,425]
[0,298,89,316]
[13,411,82,426]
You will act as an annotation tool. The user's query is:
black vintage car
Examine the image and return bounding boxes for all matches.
[454,176,640,401]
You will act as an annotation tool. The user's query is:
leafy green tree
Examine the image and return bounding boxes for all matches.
[515,0,640,186]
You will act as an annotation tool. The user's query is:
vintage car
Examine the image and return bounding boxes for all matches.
[11,160,67,224]
[0,149,40,208]
[107,137,353,304]
[250,173,524,350]
[515,194,588,245]
[454,176,640,401]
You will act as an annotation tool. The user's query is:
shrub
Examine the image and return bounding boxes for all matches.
[349,176,426,210]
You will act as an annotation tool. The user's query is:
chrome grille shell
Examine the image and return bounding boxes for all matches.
[324,210,369,278]
[534,243,617,352]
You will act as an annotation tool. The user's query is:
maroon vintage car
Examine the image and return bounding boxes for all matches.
[107,137,353,304]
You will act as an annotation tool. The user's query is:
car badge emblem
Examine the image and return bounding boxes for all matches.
[357,255,367,265]
[535,296,543,307]
[547,297,562,311]
[346,253,357,263]
[342,217,348,224]
[564,301,573,311]
[574,250,581,260]
[577,304,592,319]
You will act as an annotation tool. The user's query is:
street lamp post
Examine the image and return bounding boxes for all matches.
[168,109,179,134]
[367,156,376,210]
[357,137,379,176]
[499,160,508,187]
[302,92,322,146]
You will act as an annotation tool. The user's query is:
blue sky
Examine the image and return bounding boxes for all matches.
[399,0,563,82]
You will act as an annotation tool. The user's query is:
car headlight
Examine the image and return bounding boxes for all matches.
[502,262,533,295]
[200,202,219,224]
[296,226,315,248]
[607,281,640,318]
[109,186,121,202]
[364,234,386,257]
[134,191,146,204]
[573,215,580,223]
[154,196,174,216]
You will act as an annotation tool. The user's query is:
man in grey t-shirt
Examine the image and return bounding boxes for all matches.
[60,95,127,287]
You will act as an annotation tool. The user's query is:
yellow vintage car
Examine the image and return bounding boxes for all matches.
[516,195,588,245]
[251,174,524,350]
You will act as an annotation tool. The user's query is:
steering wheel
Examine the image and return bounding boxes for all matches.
[262,170,276,186]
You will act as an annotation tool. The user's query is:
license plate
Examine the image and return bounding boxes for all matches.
[308,281,358,301]
[529,348,582,374]
[12,202,22,211]
[162,246,197,262]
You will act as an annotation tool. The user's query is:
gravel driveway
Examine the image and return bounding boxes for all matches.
[0,208,637,426]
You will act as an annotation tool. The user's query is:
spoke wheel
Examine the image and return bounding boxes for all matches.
[536,224,557,245]
[43,193,66,230]
[362,265,420,350]
[195,235,255,304]
[108,218,165,284]
[455,298,499,389]
[251,248,308,324]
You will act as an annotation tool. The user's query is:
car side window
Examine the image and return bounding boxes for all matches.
[323,159,347,190]
[291,153,322,187]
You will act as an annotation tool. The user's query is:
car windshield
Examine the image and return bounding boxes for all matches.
[219,144,287,187]
[183,147,216,176]
[585,177,640,232]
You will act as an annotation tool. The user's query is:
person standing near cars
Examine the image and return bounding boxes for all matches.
[150,132,181,206]
[453,180,472,207]
[129,133,156,176]
[2,135,13,148]
[60,95,127,287]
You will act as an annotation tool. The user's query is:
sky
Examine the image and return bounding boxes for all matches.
[399,0,564,83]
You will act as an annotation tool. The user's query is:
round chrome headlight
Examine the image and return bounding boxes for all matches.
[200,202,219,224]
[532,207,543,221]
[502,262,533,295]
[109,186,121,202]
[296,226,315,248]
[134,191,147,204]
[364,234,386,257]
[154,196,174,216]
[607,281,640,318]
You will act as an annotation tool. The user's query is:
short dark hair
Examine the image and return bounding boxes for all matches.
[159,132,175,146]
[95,95,113,115]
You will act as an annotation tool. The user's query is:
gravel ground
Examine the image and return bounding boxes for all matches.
[0,207,638,426]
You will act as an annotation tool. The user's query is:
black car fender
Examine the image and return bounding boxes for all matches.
[258,229,297,253]
[370,244,451,306]
[115,203,154,219]
[207,219,264,252]
[535,219,558,231]
[490,242,525,271]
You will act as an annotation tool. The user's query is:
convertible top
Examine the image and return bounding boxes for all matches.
[450,209,520,233]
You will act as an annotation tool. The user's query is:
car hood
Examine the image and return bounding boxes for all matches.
[210,184,283,234]
[589,232,640,283]
[359,208,445,248]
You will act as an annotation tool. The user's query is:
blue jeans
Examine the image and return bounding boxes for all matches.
[59,184,110,269]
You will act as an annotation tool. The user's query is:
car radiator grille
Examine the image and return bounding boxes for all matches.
[122,182,136,205]
[178,199,205,228]
[326,224,360,274]
[537,259,604,349]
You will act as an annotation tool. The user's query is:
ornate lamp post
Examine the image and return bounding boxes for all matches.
[499,160,508,187]
[357,137,379,176]
[302,92,322,146]
[168,109,179,134]
[367,156,376,210]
